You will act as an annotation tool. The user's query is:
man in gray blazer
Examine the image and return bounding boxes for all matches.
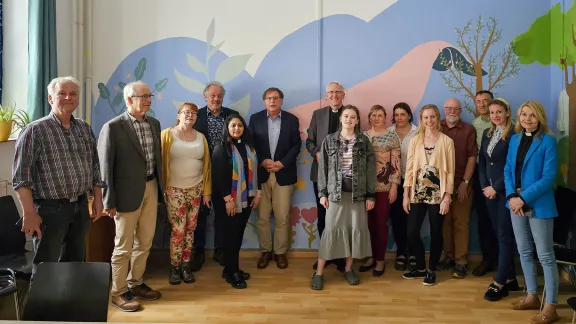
[98,81,164,312]
[306,81,346,272]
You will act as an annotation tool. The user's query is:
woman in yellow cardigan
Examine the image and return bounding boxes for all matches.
[161,102,211,285]
[401,104,455,286]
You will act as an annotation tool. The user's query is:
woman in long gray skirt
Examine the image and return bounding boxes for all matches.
[311,105,376,290]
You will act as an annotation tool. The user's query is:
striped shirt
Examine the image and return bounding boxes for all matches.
[340,136,356,179]
[126,112,155,176]
[12,112,106,199]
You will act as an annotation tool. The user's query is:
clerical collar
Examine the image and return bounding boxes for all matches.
[524,132,533,137]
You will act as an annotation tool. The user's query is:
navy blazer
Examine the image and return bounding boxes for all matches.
[248,110,301,186]
[478,128,513,194]
[504,132,558,219]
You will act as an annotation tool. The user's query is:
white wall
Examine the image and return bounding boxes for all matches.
[2,0,28,112]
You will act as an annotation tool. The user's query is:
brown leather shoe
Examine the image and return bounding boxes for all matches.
[510,298,541,310]
[130,283,161,300]
[257,252,273,269]
[531,312,559,324]
[111,291,141,312]
[275,254,288,269]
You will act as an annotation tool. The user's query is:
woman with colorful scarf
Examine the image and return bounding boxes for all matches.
[211,114,261,289]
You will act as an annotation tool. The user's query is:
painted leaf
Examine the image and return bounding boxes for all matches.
[155,78,169,91]
[206,18,215,47]
[228,93,250,118]
[112,93,123,107]
[118,81,126,90]
[134,58,147,81]
[186,53,207,73]
[208,40,225,59]
[172,100,185,109]
[97,83,110,99]
[214,54,252,84]
[174,68,205,94]
[432,47,487,76]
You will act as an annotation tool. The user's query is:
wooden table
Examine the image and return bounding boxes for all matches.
[85,197,116,263]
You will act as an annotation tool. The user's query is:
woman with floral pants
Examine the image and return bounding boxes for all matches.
[161,103,212,285]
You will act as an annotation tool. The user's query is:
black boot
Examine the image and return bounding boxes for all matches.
[190,249,205,272]
[169,265,181,285]
[181,263,195,283]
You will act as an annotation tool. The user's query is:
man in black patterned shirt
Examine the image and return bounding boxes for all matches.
[12,76,106,278]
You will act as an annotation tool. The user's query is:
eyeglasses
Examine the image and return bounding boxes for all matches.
[132,94,154,99]
[265,96,281,101]
[180,111,197,116]
[445,107,461,112]
[327,91,344,95]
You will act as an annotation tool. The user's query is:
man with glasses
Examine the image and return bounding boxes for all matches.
[248,87,300,269]
[306,81,347,272]
[13,76,106,279]
[98,81,164,312]
[190,81,239,271]
[438,98,478,279]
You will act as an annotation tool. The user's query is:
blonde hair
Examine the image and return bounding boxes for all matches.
[486,98,513,141]
[367,104,386,127]
[514,100,553,139]
[415,104,442,139]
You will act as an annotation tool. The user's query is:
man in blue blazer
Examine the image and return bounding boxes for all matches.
[249,87,301,269]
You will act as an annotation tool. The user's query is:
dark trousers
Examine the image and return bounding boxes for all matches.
[221,197,252,275]
[407,203,443,271]
[389,180,408,258]
[473,166,498,264]
[486,194,516,285]
[32,195,90,278]
[554,186,576,245]
[368,192,391,261]
[194,200,226,252]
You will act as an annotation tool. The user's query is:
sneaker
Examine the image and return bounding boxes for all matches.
[111,291,141,312]
[436,258,455,271]
[408,256,417,270]
[130,283,161,300]
[169,265,181,285]
[402,269,426,279]
[452,264,467,279]
[484,283,509,301]
[394,257,407,271]
[423,270,436,286]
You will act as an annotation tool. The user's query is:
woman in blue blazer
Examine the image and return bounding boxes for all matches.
[504,100,559,324]
[479,98,520,302]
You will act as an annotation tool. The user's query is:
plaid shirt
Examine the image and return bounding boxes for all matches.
[12,112,106,199]
[126,112,155,175]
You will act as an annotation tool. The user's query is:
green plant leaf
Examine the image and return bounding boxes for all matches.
[228,93,250,118]
[112,93,123,107]
[118,81,126,90]
[98,83,110,99]
[208,40,224,59]
[134,58,147,81]
[174,68,205,94]
[186,53,207,73]
[214,54,252,84]
[155,78,169,91]
[206,18,215,47]
[172,100,185,109]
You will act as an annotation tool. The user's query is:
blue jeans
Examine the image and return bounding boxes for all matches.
[485,194,516,285]
[510,211,558,304]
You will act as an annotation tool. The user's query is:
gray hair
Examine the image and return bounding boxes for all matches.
[47,76,81,96]
[326,81,345,92]
[123,81,149,102]
[203,81,226,97]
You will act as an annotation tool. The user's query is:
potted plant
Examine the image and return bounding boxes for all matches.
[0,103,31,142]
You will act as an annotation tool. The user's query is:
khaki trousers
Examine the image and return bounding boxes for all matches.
[111,179,158,296]
[442,187,472,265]
[257,173,293,254]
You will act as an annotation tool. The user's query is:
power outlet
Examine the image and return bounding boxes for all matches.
[0,180,8,196]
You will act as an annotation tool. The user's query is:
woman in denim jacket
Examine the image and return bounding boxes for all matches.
[311,105,376,290]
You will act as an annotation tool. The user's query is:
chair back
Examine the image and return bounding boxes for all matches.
[0,195,25,257]
[22,262,111,322]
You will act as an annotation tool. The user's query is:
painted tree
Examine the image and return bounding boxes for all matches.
[513,2,576,189]
[439,16,520,116]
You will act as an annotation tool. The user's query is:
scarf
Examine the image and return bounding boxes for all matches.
[230,143,258,212]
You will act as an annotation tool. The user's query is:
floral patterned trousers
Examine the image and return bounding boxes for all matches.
[165,182,202,267]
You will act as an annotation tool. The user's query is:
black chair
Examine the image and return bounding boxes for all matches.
[568,296,576,324]
[0,269,20,320]
[0,195,34,278]
[22,262,111,322]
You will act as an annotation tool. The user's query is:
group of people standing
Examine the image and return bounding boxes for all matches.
[12,76,561,323]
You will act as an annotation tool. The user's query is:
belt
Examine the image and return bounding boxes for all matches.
[35,193,87,204]
[146,174,155,182]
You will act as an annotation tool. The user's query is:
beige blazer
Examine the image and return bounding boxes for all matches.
[403,133,455,200]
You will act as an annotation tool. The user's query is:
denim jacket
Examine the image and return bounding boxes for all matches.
[317,132,376,203]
